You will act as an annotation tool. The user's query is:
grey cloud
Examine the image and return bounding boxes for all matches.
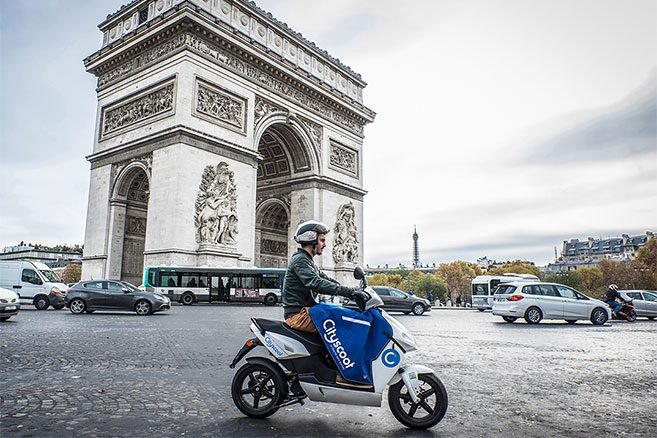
[519,73,657,164]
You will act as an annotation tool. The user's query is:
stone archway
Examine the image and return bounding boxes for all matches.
[254,122,314,266]
[107,163,150,285]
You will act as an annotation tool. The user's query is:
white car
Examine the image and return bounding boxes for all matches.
[492,281,610,325]
[620,290,657,320]
[0,287,21,321]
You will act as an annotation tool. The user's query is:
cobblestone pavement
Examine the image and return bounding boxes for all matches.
[1,305,656,437]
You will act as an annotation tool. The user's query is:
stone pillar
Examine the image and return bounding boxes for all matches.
[106,200,127,279]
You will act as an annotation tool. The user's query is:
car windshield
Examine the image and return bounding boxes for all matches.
[120,281,139,291]
[494,285,517,295]
[40,270,60,282]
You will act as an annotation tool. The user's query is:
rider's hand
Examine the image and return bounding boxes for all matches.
[351,290,370,302]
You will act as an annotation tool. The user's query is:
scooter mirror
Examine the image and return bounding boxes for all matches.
[353,266,365,280]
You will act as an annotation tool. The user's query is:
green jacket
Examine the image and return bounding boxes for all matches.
[282,249,345,310]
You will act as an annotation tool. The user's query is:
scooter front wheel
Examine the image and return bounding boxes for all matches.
[231,362,285,418]
[388,373,448,429]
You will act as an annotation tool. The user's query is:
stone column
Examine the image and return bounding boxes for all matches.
[105,200,127,279]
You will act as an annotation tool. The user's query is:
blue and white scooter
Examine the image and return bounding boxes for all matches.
[229,267,448,429]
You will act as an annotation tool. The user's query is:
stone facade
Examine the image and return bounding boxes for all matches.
[82,0,375,284]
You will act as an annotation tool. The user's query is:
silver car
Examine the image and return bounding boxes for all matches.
[620,290,657,320]
[492,281,610,325]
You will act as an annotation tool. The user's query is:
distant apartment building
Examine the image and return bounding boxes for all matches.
[546,232,655,272]
[0,244,82,269]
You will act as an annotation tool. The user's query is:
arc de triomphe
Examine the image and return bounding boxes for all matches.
[81,0,375,286]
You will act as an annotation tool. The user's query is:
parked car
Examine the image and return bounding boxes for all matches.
[620,290,657,320]
[492,281,610,325]
[343,286,432,315]
[0,287,21,321]
[66,280,170,315]
[0,260,67,310]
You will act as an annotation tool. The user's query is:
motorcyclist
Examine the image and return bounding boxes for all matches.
[282,220,366,333]
[604,284,626,317]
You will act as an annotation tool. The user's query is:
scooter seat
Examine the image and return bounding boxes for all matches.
[253,318,325,354]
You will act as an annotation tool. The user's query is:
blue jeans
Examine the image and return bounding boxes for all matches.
[608,300,621,315]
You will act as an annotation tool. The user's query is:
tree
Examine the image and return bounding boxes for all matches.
[576,267,604,297]
[61,264,82,284]
[543,270,583,290]
[598,259,636,290]
[435,261,479,304]
[487,261,539,277]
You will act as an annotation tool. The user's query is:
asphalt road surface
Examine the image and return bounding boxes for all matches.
[1,305,656,437]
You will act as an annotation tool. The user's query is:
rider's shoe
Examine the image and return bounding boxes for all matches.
[335,374,373,389]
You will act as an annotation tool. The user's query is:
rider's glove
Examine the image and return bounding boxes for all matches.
[351,290,370,302]
[339,286,358,298]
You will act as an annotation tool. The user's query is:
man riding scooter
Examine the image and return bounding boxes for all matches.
[604,284,628,317]
[282,220,370,387]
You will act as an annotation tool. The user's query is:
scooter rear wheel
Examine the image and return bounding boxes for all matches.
[231,363,285,418]
[388,373,448,429]
[626,309,637,322]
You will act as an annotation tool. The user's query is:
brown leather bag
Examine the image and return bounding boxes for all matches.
[285,307,317,333]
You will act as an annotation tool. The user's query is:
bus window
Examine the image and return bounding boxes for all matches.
[261,275,280,289]
[181,274,199,287]
[472,284,488,295]
[233,274,256,289]
[160,273,179,287]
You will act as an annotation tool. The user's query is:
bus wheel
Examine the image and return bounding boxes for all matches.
[34,295,50,310]
[263,294,277,306]
[181,292,195,306]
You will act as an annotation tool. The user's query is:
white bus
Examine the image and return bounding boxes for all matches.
[471,273,539,311]
[143,266,285,306]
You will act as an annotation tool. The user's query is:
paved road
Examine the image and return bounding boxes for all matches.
[1,305,656,437]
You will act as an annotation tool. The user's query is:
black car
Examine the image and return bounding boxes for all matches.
[344,286,432,315]
[66,280,170,315]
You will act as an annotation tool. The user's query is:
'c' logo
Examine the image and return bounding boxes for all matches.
[382,349,401,368]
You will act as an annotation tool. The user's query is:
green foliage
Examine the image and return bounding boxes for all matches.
[365,271,447,302]
[576,266,604,297]
[543,270,583,290]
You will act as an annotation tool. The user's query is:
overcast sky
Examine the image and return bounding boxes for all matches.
[0,0,655,267]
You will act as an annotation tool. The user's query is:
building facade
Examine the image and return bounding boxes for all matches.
[82,0,375,286]
[546,232,655,272]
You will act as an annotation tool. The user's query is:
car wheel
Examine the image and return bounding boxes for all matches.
[590,307,608,325]
[69,298,86,314]
[502,316,517,323]
[34,295,49,310]
[135,300,152,315]
[524,307,542,324]
[263,294,277,306]
[412,303,425,316]
[626,309,637,322]
[181,292,195,306]
[565,320,577,324]
[478,308,485,312]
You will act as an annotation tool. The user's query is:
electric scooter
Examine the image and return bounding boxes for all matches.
[229,267,448,429]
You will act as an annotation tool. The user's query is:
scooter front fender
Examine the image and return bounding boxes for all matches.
[388,364,437,404]
[388,364,436,386]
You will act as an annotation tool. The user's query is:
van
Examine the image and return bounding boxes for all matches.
[0,261,68,310]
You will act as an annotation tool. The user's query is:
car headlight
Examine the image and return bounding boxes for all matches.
[51,287,62,295]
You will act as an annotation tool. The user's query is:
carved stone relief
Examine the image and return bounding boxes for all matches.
[194,79,247,133]
[126,216,147,236]
[329,141,358,176]
[111,153,153,187]
[97,32,366,136]
[194,161,239,246]
[254,96,285,126]
[101,81,175,138]
[298,116,322,156]
[261,238,287,256]
[332,202,359,264]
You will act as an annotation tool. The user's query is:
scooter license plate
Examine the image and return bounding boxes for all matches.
[5,306,16,310]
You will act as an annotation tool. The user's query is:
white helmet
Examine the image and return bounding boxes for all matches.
[294,220,330,245]
[608,284,618,291]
